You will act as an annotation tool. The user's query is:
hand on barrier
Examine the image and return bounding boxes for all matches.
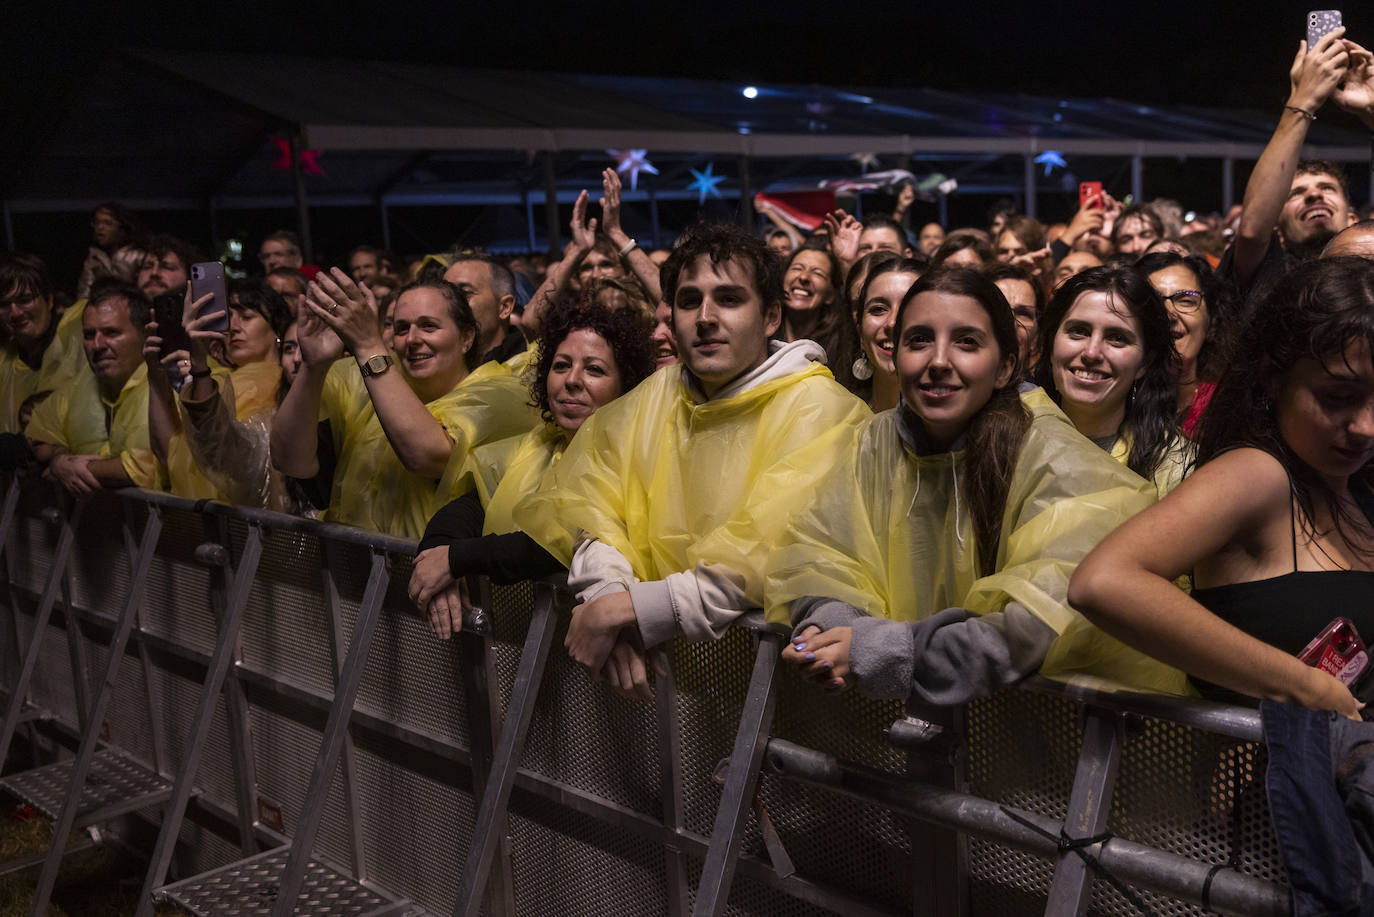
[600,632,653,700]
[566,591,637,677]
[47,453,101,498]
[782,625,851,691]
[409,547,466,638]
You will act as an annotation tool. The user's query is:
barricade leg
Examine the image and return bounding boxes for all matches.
[454,581,559,917]
[26,504,165,917]
[0,497,83,770]
[905,702,967,917]
[269,548,391,917]
[132,523,266,917]
[1044,706,1123,916]
[691,628,785,917]
[321,539,370,880]
[656,648,689,917]
[0,478,45,764]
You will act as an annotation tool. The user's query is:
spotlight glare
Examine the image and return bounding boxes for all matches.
[742,86,759,99]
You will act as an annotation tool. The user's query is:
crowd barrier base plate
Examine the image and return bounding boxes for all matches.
[0,745,179,824]
[153,846,413,917]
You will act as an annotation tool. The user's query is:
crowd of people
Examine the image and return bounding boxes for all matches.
[6,29,1374,716]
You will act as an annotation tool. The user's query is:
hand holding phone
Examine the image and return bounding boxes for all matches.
[1299,617,1369,686]
[1078,181,1103,211]
[1308,10,1343,50]
[189,262,229,334]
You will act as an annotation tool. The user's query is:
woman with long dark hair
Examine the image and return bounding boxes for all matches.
[1071,257,1374,714]
[768,267,1182,702]
[1033,265,1189,496]
[782,245,860,389]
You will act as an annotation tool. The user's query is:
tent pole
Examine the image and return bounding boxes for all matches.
[1131,155,1144,204]
[1222,158,1235,213]
[542,152,560,255]
[524,188,536,252]
[379,201,391,250]
[289,128,314,262]
[1023,154,1037,219]
[649,189,661,248]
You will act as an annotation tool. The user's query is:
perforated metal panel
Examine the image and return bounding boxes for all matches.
[248,704,356,872]
[351,741,477,914]
[22,616,81,726]
[137,508,218,656]
[0,746,171,819]
[506,803,668,915]
[234,524,339,698]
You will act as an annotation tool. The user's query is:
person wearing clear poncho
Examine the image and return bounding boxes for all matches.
[766,267,1189,702]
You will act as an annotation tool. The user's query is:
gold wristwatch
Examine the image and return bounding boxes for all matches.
[359,353,393,377]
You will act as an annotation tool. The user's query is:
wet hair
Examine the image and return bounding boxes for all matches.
[267,266,309,295]
[91,202,148,252]
[981,262,1046,316]
[786,244,859,387]
[1135,251,1234,382]
[1111,205,1166,249]
[1194,256,1374,556]
[1297,159,1351,206]
[0,252,54,305]
[997,215,1047,254]
[144,234,204,276]
[88,282,152,333]
[932,230,996,268]
[895,267,1029,575]
[392,279,482,369]
[261,229,301,255]
[228,278,293,339]
[844,251,895,305]
[582,275,654,319]
[1032,265,1180,482]
[531,298,657,428]
[449,252,516,301]
[660,221,784,312]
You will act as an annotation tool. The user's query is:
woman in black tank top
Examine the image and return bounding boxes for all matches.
[1069,257,1374,717]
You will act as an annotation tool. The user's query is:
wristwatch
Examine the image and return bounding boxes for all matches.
[359,353,393,377]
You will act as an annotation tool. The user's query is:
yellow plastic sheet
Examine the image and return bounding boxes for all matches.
[764,388,1189,695]
[327,361,538,538]
[514,363,871,607]
[0,303,89,434]
[168,361,284,505]
[479,424,565,536]
[23,361,159,490]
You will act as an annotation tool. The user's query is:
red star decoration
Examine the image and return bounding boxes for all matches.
[270,136,325,176]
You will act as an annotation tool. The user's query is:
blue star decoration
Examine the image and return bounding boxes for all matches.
[686,163,726,205]
[607,149,660,190]
[1033,151,1067,177]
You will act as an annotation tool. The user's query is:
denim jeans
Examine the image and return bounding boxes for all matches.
[1262,700,1374,916]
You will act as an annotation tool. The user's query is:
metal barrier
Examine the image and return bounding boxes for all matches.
[0,478,1292,916]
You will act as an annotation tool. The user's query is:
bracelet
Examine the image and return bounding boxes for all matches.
[1285,104,1316,122]
[189,367,212,380]
[618,238,638,257]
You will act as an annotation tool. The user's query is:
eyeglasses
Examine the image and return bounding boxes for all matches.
[1161,290,1204,313]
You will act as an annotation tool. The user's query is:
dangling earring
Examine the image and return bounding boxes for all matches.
[852,354,873,381]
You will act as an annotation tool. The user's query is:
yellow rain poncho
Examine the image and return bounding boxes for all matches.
[0,303,88,434]
[514,359,871,611]
[327,361,538,539]
[23,362,160,490]
[764,389,1188,695]
[1108,432,1193,499]
[476,424,565,536]
[168,361,286,507]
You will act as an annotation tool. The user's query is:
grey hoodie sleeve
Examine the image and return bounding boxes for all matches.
[793,600,1056,704]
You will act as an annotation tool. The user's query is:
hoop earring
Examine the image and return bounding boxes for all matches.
[852,355,874,381]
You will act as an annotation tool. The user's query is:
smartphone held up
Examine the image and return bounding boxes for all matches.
[189,262,230,334]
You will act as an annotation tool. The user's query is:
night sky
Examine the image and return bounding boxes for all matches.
[8,1,1347,109]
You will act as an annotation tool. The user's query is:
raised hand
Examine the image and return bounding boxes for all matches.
[308,268,381,356]
[1289,27,1350,114]
[599,168,624,239]
[1334,40,1374,128]
[570,189,598,254]
[824,209,862,264]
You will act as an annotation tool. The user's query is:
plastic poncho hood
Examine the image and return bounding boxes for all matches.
[513,352,871,607]
[765,388,1188,695]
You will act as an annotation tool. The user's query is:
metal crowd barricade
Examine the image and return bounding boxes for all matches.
[0,479,1294,916]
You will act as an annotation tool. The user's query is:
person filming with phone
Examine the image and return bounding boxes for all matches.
[1223,19,1374,305]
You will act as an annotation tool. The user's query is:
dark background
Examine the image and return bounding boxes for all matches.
[5,2,1369,284]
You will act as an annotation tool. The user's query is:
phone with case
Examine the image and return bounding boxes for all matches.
[1298,617,1369,687]
[188,262,230,334]
[1307,10,1342,48]
[1079,181,1103,211]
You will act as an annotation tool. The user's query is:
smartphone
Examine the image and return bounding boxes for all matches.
[1298,617,1369,686]
[189,262,229,334]
[151,292,192,357]
[1079,181,1103,211]
[1308,10,1342,48]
